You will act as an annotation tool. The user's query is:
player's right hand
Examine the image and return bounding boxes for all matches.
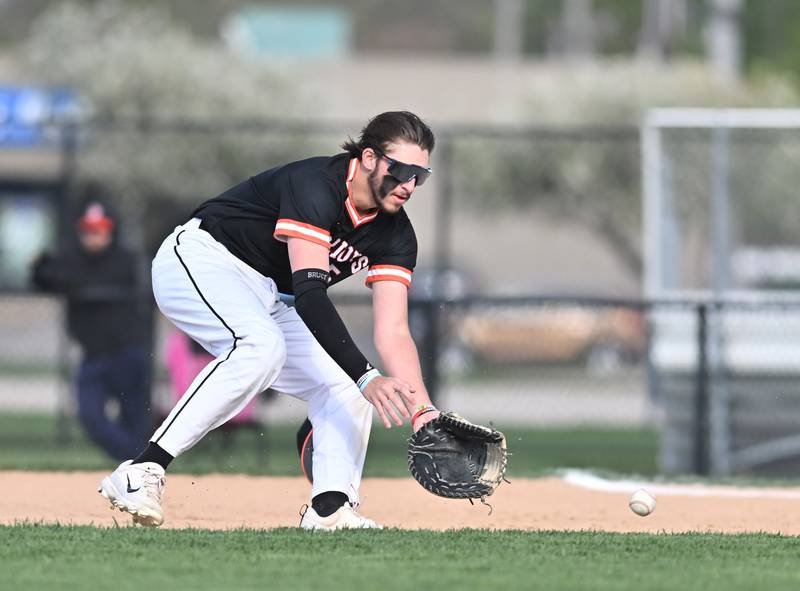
[362,376,415,428]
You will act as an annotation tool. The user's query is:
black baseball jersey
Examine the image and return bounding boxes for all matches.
[193,153,417,295]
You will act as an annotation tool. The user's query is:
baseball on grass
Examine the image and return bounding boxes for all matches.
[628,488,657,516]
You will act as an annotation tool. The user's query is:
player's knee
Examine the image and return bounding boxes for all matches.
[237,328,286,383]
[255,329,286,368]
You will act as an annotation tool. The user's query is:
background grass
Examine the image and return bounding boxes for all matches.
[0,412,659,476]
[3,524,800,591]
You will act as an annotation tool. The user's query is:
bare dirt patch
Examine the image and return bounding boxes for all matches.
[1,471,798,534]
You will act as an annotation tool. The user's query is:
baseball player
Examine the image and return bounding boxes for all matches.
[98,111,442,530]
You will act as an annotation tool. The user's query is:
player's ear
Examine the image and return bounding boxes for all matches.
[361,147,379,172]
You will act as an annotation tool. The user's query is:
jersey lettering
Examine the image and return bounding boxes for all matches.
[329,238,368,273]
[351,256,369,274]
[330,238,347,259]
[335,245,354,262]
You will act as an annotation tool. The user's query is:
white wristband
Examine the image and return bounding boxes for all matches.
[357,368,381,392]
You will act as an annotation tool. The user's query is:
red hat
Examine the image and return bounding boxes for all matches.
[78,202,114,232]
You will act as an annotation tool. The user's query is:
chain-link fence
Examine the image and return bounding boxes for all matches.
[0,292,652,443]
[651,297,800,477]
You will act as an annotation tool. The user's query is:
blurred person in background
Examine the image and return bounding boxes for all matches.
[31,200,151,461]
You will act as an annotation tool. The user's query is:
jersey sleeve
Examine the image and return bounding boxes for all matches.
[365,218,417,289]
[273,170,340,249]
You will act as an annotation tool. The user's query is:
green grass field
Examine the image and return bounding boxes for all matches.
[0,412,658,476]
[3,525,799,591]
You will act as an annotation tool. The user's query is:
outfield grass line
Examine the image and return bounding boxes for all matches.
[562,469,800,498]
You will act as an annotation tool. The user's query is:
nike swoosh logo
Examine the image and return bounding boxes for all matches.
[127,475,141,493]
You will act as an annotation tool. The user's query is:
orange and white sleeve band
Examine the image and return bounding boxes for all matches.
[273,219,331,248]
[365,265,412,288]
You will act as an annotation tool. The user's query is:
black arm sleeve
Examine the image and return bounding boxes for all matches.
[292,268,374,385]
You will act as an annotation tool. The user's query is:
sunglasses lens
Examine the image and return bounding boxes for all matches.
[414,168,431,186]
[387,161,431,186]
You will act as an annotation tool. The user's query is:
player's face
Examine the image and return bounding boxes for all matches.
[79,228,112,253]
[368,141,430,215]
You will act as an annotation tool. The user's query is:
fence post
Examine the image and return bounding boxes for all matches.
[55,121,80,446]
[406,295,441,406]
[694,302,710,475]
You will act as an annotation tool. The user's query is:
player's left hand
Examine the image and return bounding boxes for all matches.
[408,412,508,501]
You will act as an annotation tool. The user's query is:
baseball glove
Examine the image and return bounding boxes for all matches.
[407,412,507,503]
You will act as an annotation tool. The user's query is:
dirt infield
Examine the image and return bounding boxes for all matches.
[1,471,798,534]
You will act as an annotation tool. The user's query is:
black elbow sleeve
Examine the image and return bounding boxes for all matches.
[292,268,331,299]
[292,269,373,384]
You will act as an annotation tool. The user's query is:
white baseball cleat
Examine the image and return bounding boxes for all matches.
[98,460,166,527]
[299,503,383,531]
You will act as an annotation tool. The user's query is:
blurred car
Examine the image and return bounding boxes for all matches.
[448,305,646,375]
[407,267,645,375]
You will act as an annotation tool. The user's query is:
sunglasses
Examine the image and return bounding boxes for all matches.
[374,149,432,187]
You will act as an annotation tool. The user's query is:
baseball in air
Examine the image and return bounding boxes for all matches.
[628,488,657,516]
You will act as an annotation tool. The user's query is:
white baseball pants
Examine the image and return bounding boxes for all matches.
[150,218,373,502]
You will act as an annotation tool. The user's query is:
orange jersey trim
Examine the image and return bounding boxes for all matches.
[345,158,379,228]
[365,265,412,288]
[274,219,331,248]
[273,229,330,249]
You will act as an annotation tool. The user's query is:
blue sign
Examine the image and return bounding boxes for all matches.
[0,86,80,148]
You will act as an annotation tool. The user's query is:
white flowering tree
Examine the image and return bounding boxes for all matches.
[20,1,324,250]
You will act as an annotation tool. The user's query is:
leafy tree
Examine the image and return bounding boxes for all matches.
[452,62,798,278]
[18,1,321,251]
[742,0,800,84]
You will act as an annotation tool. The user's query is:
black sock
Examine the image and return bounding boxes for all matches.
[312,491,349,517]
[133,442,174,471]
